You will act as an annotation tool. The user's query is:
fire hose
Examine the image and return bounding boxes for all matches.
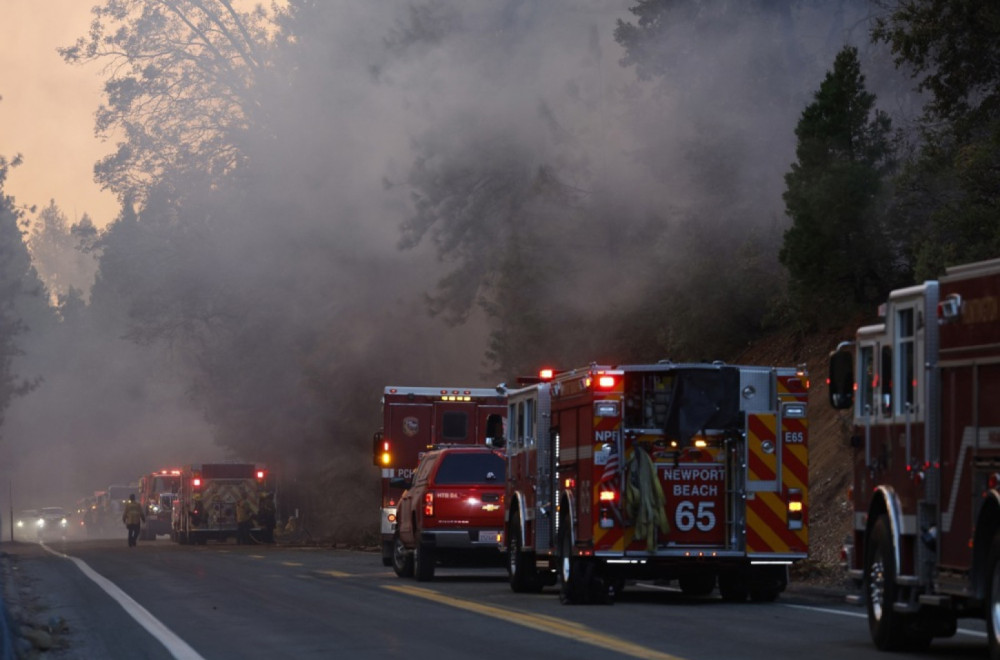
[625,444,670,551]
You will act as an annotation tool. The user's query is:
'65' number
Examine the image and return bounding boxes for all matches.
[675,500,716,532]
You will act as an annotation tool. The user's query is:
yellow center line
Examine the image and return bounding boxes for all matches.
[315,569,352,578]
[383,584,688,660]
[281,561,304,567]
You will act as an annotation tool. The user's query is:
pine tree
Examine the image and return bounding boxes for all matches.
[780,46,897,323]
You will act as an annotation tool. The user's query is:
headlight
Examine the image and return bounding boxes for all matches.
[16,520,23,528]
[36,519,45,528]
[60,518,68,527]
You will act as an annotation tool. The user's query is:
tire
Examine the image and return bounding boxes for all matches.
[865,516,930,651]
[508,512,542,594]
[987,530,1000,660]
[381,540,393,567]
[558,526,583,604]
[415,540,435,582]
[678,572,716,597]
[391,530,413,578]
[558,525,611,604]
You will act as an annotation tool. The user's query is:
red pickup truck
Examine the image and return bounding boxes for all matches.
[391,445,506,581]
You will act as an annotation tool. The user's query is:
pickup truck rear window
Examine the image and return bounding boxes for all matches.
[434,453,505,485]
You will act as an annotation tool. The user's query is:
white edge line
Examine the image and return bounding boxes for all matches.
[40,544,206,659]
[783,603,987,639]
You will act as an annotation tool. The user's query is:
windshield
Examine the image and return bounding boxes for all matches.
[434,453,505,485]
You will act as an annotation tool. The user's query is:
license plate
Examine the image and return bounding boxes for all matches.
[478,530,499,543]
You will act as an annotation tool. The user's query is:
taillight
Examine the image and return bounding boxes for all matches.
[192,477,202,488]
[597,375,616,389]
[787,489,803,530]
[424,492,434,517]
[598,488,617,528]
[256,470,266,480]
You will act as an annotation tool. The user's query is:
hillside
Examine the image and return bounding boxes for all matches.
[734,327,854,586]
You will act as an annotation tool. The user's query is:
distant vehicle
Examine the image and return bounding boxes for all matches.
[392,445,506,581]
[138,469,181,540]
[374,385,506,565]
[37,507,69,539]
[14,510,39,541]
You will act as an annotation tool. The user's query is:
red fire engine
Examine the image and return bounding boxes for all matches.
[138,468,181,540]
[172,463,270,544]
[373,386,506,565]
[502,362,808,603]
[828,257,1000,655]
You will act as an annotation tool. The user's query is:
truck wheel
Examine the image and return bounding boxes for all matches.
[866,516,929,650]
[558,527,583,604]
[988,530,1000,660]
[508,512,542,593]
[678,572,716,597]
[415,540,435,582]
[391,530,413,578]
[381,540,393,567]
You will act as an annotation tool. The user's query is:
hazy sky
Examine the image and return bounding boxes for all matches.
[1,0,119,226]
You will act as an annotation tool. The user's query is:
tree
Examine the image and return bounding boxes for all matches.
[0,157,47,435]
[60,0,280,203]
[27,201,100,305]
[780,46,898,322]
[872,0,1000,278]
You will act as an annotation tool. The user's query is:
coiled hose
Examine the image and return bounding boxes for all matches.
[625,444,670,551]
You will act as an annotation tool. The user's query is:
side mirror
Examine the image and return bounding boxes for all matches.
[389,476,411,490]
[828,349,854,410]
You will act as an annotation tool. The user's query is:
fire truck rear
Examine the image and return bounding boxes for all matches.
[373,386,506,565]
[828,257,1000,655]
[172,463,269,544]
[138,468,181,540]
[503,362,808,603]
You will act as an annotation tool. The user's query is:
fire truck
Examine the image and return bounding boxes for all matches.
[502,362,809,604]
[172,463,270,544]
[138,468,181,540]
[828,257,1000,654]
[374,386,506,565]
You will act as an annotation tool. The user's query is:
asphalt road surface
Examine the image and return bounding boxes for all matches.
[0,537,989,659]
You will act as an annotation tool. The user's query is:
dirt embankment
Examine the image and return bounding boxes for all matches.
[734,327,855,587]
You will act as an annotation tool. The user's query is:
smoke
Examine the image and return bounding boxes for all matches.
[2,0,906,539]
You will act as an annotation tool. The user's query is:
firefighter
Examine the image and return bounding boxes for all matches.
[236,498,253,544]
[122,494,145,547]
[257,492,276,543]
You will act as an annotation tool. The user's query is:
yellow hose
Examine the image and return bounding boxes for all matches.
[625,444,669,551]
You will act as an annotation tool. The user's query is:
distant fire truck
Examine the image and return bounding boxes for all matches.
[138,468,181,540]
[828,257,1000,655]
[502,362,808,603]
[172,463,270,544]
[374,386,506,565]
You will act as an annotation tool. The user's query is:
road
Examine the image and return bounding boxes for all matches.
[0,537,989,659]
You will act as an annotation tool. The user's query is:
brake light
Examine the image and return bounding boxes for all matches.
[424,492,434,517]
[787,489,803,530]
[256,470,266,480]
[192,477,202,488]
[599,490,616,502]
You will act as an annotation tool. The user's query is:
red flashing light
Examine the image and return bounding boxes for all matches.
[597,375,616,389]
[599,490,616,503]
[539,368,555,380]
[192,477,202,488]
[256,470,266,480]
